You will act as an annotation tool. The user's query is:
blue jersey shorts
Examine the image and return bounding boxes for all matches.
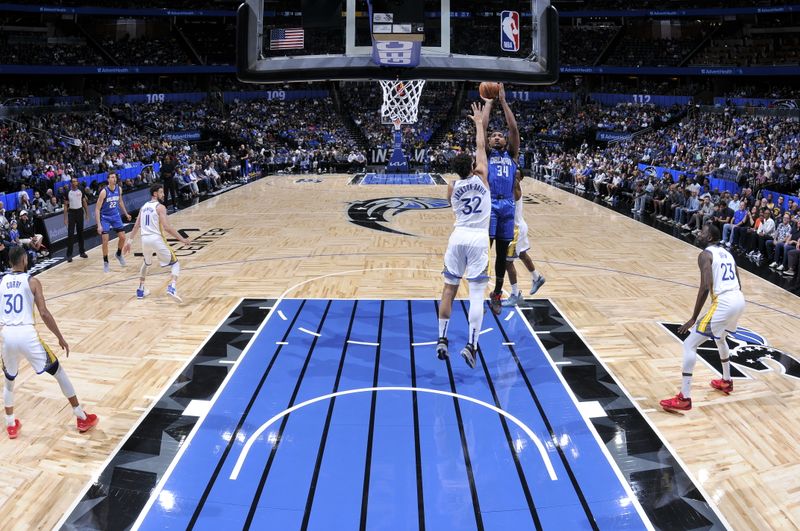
[100,214,125,234]
[489,198,515,240]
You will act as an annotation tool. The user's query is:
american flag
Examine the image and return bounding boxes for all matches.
[269,28,305,50]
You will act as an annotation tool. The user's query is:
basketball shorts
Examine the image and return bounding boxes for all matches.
[1,326,58,377]
[695,290,746,340]
[490,199,515,241]
[100,214,125,234]
[506,221,530,261]
[443,228,490,286]
[142,234,177,267]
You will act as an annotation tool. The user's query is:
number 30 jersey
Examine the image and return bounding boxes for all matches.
[706,245,740,297]
[0,273,35,326]
[451,175,491,231]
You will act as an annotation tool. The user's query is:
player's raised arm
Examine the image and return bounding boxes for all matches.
[157,203,190,245]
[480,94,493,139]
[467,102,489,185]
[498,84,520,160]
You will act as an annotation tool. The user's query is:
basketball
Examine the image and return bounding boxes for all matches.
[479,82,501,100]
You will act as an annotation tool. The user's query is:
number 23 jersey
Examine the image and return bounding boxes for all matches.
[707,245,740,296]
[451,175,491,231]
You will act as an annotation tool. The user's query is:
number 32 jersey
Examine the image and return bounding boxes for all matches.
[0,273,35,326]
[451,175,490,231]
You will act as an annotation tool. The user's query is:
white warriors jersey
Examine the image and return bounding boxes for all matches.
[139,200,162,238]
[0,273,35,326]
[706,245,740,297]
[451,175,491,230]
[514,198,526,226]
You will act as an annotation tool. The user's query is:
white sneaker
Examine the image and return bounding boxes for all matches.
[777,265,785,271]
[768,262,777,268]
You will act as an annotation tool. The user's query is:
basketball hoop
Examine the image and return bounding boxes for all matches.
[378,79,425,126]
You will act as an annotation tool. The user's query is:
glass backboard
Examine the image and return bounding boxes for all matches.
[237,0,558,85]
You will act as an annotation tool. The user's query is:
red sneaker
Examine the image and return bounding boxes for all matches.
[660,393,692,412]
[6,419,21,439]
[710,378,733,395]
[77,413,99,433]
[489,292,502,316]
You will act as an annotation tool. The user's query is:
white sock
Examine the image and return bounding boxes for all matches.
[73,405,87,420]
[510,283,519,296]
[681,331,704,398]
[438,319,449,338]
[468,281,487,347]
[532,270,541,282]
[716,336,731,380]
[681,375,692,398]
[5,414,14,427]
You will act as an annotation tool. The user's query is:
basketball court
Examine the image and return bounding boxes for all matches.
[0,174,792,530]
[1,1,798,530]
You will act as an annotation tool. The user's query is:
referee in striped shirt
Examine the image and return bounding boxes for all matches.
[64,177,89,262]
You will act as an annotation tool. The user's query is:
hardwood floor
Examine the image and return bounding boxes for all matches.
[2,174,797,530]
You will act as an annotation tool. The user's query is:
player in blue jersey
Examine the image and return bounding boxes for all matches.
[480,83,520,315]
[94,172,131,273]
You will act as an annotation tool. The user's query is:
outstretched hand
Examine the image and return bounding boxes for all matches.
[467,102,484,125]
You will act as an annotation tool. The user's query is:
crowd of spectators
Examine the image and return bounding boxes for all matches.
[560,26,619,66]
[342,83,455,150]
[103,36,193,66]
[692,24,800,67]
[0,34,101,66]
[605,34,704,67]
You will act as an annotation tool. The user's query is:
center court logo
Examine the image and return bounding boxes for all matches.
[134,227,231,258]
[346,197,448,236]
[661,323,800,380]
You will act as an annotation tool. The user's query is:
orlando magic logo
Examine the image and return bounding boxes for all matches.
[775,99,799,110]
[661,323,800,380]
[346,197,449,236]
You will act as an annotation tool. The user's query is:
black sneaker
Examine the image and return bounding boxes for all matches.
[460,344,477,369]
[489,292,502,315]
[436,337,449,360]
[66,256,73,263]
[79,252,88,259]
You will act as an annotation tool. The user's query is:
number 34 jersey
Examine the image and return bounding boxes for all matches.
[451,175,490,231]
[0,272,35,326]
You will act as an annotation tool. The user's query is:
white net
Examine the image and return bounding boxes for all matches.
[378,79,426,126]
